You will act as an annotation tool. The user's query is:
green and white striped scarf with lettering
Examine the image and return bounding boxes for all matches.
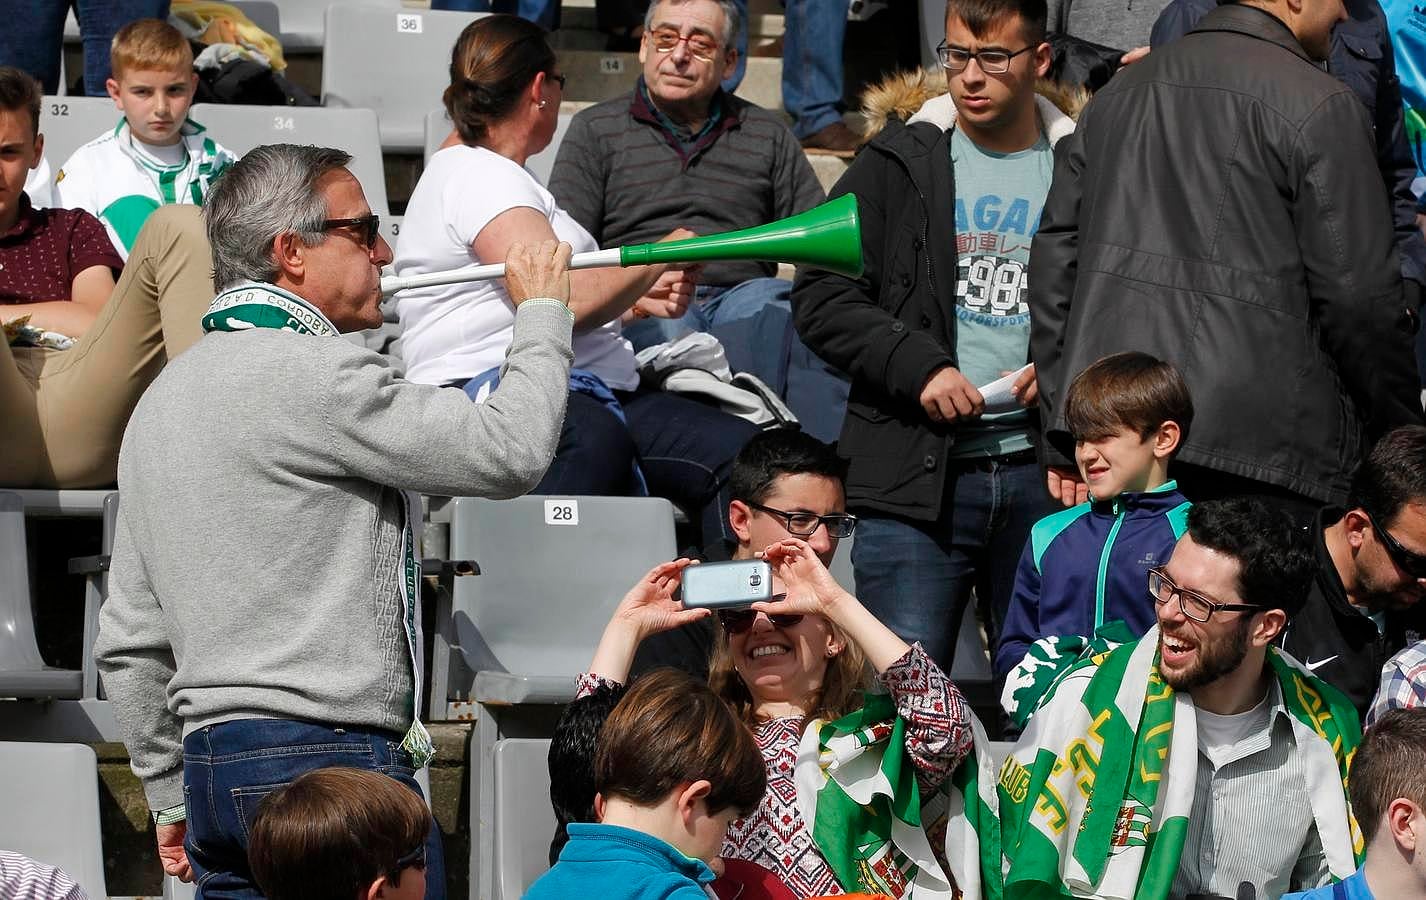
[201,283,435,769]
[997,629,1362,900]
[794,692,1002,899]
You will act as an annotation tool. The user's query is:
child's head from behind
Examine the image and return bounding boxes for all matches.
[594,668,766,862]
[1351,708,1426,868]
[248,767,431,900]
[1065,352,1193,500]
[106,19,196,147]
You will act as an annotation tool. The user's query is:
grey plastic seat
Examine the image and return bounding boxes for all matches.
[447,495,675,898]
[0,742,107,900]
[493,737,556,897]
[424,107,573,187]
[37,96,119,173]
[322,6,488,152]
[188,103,390,218]
[0,492,82,699]
[449,495,677,705]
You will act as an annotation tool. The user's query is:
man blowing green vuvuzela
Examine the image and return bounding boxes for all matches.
[997,497,1363,900]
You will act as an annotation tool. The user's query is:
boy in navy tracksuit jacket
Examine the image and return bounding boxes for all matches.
[997,353,1195,715]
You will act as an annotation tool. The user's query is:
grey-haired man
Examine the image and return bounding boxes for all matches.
[95,143,576,897]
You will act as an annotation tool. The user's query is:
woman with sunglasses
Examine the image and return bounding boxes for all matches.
[391,13,758,552]
[581,540,976,897]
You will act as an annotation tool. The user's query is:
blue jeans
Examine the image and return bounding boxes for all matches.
[851,458,1052,673]
[721,0,845,138]
[621,277,790,352]
[182,719,445,899]
[430,0,557,30]
[0,0,169,95]
[534,387,759,550]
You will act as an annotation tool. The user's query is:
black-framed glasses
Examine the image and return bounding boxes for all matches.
[393,842,426,872]
[718,608,803,634]
[649,26,722,62]
[548,72,567,90]
[748,502,857,539]
[1148,567,1263,623]
[321,214,380,250]
[1365,510,1426,579]
[936,42,1035,74]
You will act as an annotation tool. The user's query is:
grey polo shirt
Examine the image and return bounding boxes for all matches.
[1170,681,1332,900]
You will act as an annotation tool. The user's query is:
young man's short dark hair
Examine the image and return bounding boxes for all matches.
[1064,351,1195,449]
[248,767,430,900]
[0,65,41,137]
[728,429,847,507]
[1349,425,1426,525]
[596,667,765,818]
[547,681,628,865]
[943,0,1049,42]
[1349,707,1426,848]
[1185,497,1315,615]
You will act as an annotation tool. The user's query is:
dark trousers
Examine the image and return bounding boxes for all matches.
[850,457,1053,673]
[182,719,445,899]
[534,387,759,551]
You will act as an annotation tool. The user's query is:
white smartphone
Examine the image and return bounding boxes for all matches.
[680,560,773,610]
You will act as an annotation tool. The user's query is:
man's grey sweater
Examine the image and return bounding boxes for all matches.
[1047,0,1168,49]
[94,299,574,812]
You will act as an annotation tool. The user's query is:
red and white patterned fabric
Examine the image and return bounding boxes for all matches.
[576,642,973,898]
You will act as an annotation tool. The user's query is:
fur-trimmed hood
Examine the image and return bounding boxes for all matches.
[858,68,1087,145]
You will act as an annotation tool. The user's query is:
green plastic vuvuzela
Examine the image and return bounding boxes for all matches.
[617,193,864,277]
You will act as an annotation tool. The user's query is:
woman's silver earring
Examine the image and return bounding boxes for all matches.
[538,99,548,108]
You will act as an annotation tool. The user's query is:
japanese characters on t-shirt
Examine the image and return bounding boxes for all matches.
[947,126,1053,458]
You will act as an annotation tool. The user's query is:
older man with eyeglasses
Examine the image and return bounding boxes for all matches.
[1277,425,1426,718]
[548,0,827,358]
[94,144,577,898]
[1001,497,1362,900]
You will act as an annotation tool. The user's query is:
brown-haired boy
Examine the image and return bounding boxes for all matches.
[527,668,766,900]
[248,767,433,900]
[997,351,1195,725]
[54,18,234,260]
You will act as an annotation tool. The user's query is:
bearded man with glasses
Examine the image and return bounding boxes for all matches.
[1001,497,1362,900]
[1279,425,1426,718]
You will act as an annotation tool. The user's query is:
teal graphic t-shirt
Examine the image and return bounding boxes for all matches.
[946,125,1054,458]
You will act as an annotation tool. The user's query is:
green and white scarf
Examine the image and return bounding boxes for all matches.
[997,629,1362,900]
[202,282,435,769]
[794,693,1002,899]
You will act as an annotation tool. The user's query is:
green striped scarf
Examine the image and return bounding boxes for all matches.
[201,283,435,769]
[794,693,1002,899]
[997,630,1362,900]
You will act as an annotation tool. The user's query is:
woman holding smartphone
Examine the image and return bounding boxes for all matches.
[580,539,976,897]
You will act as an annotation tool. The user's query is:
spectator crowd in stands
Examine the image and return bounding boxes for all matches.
[2,0,1426,897]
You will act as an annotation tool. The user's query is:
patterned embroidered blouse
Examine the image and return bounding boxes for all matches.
[575,642,973,898]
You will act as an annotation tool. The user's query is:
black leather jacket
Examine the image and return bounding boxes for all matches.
[1030,5,1423,504]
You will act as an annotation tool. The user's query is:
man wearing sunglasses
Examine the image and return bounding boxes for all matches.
[1279,425,1426,716]
[95,144,578,897]
[549,0,827,355]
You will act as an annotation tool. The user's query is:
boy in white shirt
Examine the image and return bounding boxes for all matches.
[55,18,234,259]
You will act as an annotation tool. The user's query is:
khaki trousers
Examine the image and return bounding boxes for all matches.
[1,206,215,488]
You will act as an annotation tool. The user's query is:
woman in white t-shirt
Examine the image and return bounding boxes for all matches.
[393,14,757,550]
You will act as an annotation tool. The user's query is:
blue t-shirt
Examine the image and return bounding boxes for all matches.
[947,126,1054,458]
[525,823,715,900]
[1281,867,1374,900]
[1381,0,1426,193]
